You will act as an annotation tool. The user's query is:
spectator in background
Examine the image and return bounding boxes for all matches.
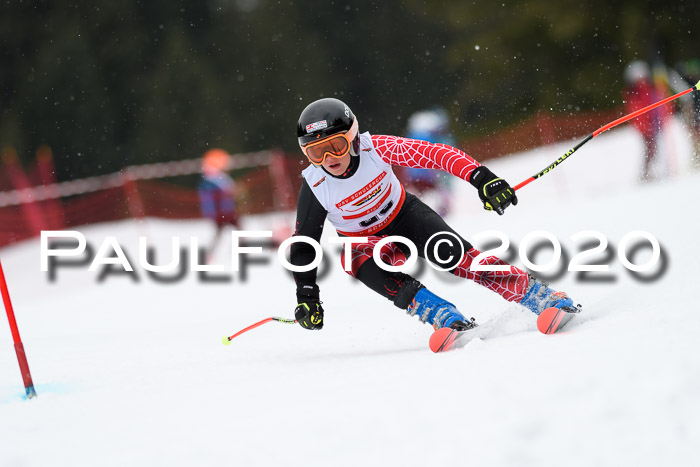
[623,60,668,182]
[198,148,240,258]
[403,108,454,216]
[672,59,700,168]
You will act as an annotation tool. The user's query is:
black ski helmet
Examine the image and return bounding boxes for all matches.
[297,98,358,147]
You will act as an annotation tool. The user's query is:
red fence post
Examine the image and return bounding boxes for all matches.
[122,169,146,219]
[268,150,294,211]
[537,110,556,146]
[1,146,45,236]
[36,145,66,229]
[0,257,37,399]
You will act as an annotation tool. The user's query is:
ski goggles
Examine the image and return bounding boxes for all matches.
[300,118,358,166]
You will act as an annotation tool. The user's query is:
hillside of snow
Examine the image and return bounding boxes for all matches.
[1,119,699,467]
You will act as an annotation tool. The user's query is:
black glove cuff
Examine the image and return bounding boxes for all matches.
[469,166,496,189]
[296,283,320,303]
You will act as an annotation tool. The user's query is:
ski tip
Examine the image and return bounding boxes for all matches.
[537,307,570,335]
[222,336,232,346]
[429,327,457,353]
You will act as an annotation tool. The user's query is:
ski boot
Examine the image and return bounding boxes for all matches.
[407,287,476,331]
[519,274,580,315]
[520,275,582,334]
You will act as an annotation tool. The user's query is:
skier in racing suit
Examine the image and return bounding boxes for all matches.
[291,98,578,332]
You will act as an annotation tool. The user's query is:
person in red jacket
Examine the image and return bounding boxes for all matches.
[673,59,700,168]
[623,61,667,181]
[290,98,581,332]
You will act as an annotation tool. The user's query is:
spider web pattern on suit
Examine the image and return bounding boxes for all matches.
[341,235,528,303]
[371,134,480,181]
[452,249,528,302]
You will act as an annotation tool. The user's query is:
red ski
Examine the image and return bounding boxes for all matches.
[429,321,490,353]
[429,327,461,353]
[536,306,580,334]
[430,306,582,352]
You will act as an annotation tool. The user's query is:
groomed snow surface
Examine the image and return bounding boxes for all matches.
[1,120,699,467]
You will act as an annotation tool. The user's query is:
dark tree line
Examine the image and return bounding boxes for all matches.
[0,0,697,181]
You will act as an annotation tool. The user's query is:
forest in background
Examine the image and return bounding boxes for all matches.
[1,0,697,181]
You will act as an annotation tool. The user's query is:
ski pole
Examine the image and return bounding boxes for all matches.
[222,316,296,345]
[0,257,37,399]
[514,80,700,191]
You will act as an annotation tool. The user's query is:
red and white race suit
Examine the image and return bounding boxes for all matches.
[301,132,480,236]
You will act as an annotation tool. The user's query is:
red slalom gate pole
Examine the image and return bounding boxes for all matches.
[0,257,37,399]
[222,316,296,345]
[514,80,700,192]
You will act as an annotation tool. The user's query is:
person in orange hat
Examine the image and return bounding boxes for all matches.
[198,149,240,258]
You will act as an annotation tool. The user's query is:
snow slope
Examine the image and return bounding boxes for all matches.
[1,119,699,467]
